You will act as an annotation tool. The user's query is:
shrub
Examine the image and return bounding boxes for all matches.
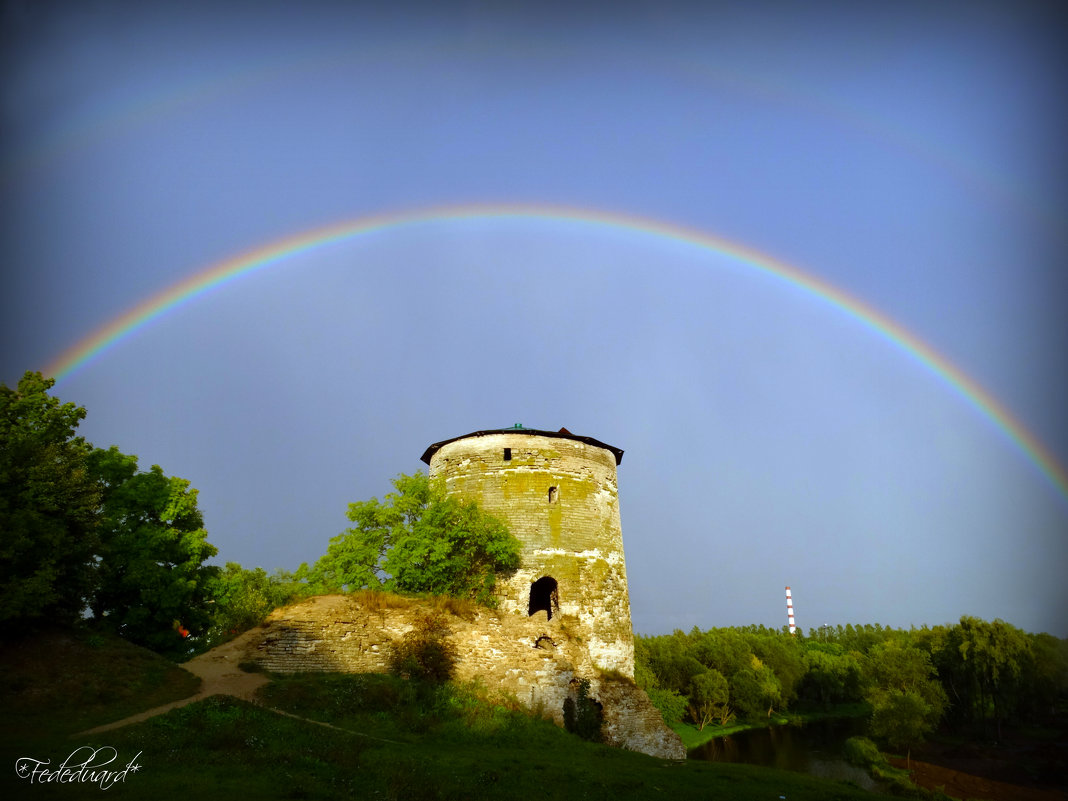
[352,588,411,611]
[563,678,603,742]
[646,687,687,725]
[844,736,886,770]
[388,613,457,683]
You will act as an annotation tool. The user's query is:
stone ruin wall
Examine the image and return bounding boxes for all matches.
[245,595,685,760]
[427,433,635,678]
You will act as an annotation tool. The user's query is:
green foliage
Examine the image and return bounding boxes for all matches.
[1024,632,1068,716]
[940,615,1033,738]
[863,640,946,759]
[809,622,897,655]
[205,562,306,644]
[388,612,458,683]
[748,627,805,706]
[632,645,659,690]
[870,688,937,756]
[208,563,274,635]
[634,630,709,696]
[693,627,754,677]
[0,373,222,656]
[688,669,731,730]
[307,471,521,606]
[87,446,219,657]
[843,736,935,798]
[843,735,886,770]
[800,644,863,706]
[646,686,688,724]
[637,617,1068,739]
[732,654,783,719]
[0,372,101,629]
[563,677,604,742]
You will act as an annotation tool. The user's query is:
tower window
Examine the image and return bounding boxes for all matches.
[529,576,559,620]
[548,486,558,503]
[503,448,511,461]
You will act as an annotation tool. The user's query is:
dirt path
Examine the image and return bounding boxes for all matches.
[75,627,409,746]
[889,757,1067,801]
[77,631,268,735]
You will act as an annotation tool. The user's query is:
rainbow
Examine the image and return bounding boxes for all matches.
[6,45,1052,236]
[42,202,1068,503]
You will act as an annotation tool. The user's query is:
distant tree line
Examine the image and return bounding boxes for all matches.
[636,619,1068,757]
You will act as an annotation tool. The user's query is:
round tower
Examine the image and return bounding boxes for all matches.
[421,426,634,676]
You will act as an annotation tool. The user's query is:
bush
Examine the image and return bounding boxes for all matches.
[844,736,886,770]
[646,687,688,725]
[844,736,947,799]
[351,588,412,611]
[388,613,457,683]
[563,677,603,742]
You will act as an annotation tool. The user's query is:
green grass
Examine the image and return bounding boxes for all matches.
[669,718,768,748]
[0,626,200,748]
[3,629,888,801]
[75,687,887,801]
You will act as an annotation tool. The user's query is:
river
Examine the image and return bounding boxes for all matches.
[689,717,886,793]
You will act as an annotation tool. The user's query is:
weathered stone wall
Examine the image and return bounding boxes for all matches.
[246,595,684,760]
[244,430,684,757]
[427,432,634,677]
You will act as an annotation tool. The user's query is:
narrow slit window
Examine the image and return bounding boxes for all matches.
[503,448,511,461]
[548,486,558,503]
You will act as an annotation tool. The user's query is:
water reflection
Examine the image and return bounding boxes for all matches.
[690,718,884,793]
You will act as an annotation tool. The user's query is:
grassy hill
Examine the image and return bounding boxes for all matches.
[2,627,887,800]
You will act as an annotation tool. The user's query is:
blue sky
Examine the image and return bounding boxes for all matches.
[2,0,1066,636]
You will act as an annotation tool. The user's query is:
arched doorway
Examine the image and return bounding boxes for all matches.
[528,576,559,620]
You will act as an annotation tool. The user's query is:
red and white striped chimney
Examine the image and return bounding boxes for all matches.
[785,586,796,635]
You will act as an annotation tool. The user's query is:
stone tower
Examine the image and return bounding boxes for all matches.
[421,425,634,677]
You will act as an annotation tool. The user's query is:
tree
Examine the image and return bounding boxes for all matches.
[869,688,938,768]
[750,629,805,707]
[732,654,783,719]
[864,640,946,765]
[205,563,306,645]
[307,472,520,606]
[688,669,732,730]
[0,372,101,629]
[1021,632,1068,720]
[635,635,690,725]
[943,616,1033,739]
[693,628,754,679]
[87,446,219,657]
[801,644,863,706]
